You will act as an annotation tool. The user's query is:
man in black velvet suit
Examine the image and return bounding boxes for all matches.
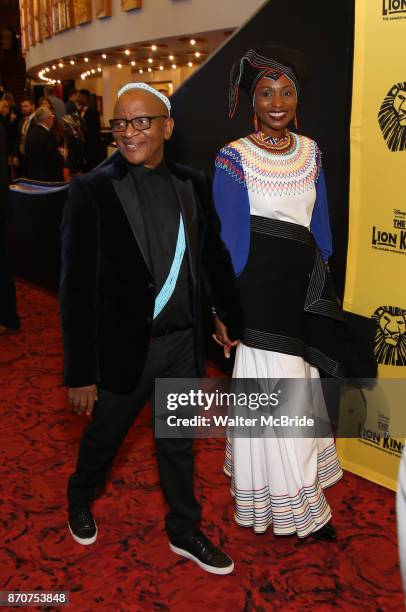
[60,83,242,574]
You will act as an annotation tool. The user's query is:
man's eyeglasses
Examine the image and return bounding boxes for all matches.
[109,115,167,132]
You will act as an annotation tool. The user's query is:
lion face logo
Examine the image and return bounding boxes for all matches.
[378,82,406,152]
[372,306,406,366]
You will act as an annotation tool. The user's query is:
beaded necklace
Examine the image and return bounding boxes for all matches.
[248,130,295,155]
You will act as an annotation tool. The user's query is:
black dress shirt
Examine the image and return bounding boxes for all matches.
[129,160,192,336]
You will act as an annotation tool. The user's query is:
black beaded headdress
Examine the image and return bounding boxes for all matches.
[228,46,305,118]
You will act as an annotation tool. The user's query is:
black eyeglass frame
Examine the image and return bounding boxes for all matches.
[109,115,168,132]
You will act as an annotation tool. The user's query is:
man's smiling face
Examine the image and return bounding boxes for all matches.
[112,90,174,168]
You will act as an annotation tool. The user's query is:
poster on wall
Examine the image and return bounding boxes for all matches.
[95,0,111,19]
[27,0,36,46]
[121,0,141,12]
[39,0,52,38]
[338,0,406,490]
[33,0,41,42]
[52,0,73,32]
[19,0,30,52]
[72,0,93,25]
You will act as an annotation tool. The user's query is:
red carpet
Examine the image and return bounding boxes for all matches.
[0,281,403,611]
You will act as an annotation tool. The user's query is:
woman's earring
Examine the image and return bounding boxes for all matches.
[253,112,259,131]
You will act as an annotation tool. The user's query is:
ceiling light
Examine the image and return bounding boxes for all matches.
[97,67,102,72]
[70,60,75,65]
[190,39,196,45]
[148,58,153,64]
[52,65,56,70]
[91,69,96,74]
[117,63,122,68]
[57,80,61,83]
[188,62,193,67]
[151,45,157,51]
[169,55,174,61]
[147,67,152,72]
[81,75,86,80]
[159,65,164,71]
[139,69,143,74]
[131,61,136,66]
[45,67,50,72]
[125,49,130,55]
[84,57,89,62]
[58,62,63,68]
[195,52,201,58]
[102,54,107,59]
[172,64,177,69]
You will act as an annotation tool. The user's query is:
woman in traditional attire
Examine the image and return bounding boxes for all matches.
[213,47,346,542]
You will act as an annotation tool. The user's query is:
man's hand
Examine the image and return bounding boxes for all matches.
[212,315,239,359]
[68,385,98,416]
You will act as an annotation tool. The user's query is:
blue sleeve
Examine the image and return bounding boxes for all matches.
[310,165,333,262]
[213,155,250,277]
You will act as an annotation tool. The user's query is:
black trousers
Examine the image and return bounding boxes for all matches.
[68,329,201,542]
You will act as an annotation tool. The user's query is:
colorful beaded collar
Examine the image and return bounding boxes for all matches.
[248,130,295,154]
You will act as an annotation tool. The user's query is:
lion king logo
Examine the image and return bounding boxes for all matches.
[372,306,406,366]
[378,82,406,152]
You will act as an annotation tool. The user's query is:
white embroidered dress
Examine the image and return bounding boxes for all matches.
[219,133,343,537]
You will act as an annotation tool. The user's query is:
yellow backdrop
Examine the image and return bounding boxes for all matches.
[337,0,406,491]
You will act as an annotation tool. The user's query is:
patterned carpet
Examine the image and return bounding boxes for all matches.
[0,281,403,611]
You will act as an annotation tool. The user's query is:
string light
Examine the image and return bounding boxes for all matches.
[117,63,122,68]
[125,49,130,55]
[195,52,201,58]
[169,55,174,61]
[102,54,107,59]
[131,61,136,66]
[172,64,177,69]
[70,60,75,65]
[84,57,89,62]
[190,39,196,45]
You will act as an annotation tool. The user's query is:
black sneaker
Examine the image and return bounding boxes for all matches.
[169,530,234,575]
[68,505,98,545]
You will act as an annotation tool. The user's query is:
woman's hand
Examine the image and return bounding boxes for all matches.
[212,315,239,359]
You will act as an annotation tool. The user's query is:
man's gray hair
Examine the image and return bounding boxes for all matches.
[35,106,53,124]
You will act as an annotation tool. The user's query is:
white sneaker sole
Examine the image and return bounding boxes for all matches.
[68,521,98,545]
[169,542,234,575]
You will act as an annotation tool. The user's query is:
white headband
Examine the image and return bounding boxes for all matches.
[117,82,171,115]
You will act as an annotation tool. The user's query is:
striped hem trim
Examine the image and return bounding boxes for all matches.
[225,440,343,537]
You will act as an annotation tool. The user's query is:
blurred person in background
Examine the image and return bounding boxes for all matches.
[25,106,64,182]
[12,97,35,177]
[78,89,104,171]
[398,448,406,604]
[64,89,84,175]
[44,84,66,123]
[39,96,65,147]
[0,114,19,332]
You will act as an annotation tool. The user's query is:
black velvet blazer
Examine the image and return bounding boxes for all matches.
[59,152,242,394]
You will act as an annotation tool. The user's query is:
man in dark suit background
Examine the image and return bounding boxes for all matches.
[60,83,242,574]
[78,89,104,172]
[25,107,64,182]
[12,97,35,177]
